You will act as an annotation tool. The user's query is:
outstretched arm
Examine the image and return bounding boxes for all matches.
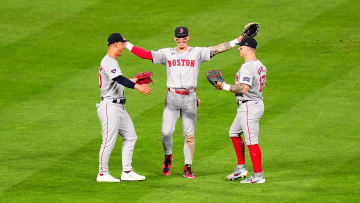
[125,41,153,60]
[210,36,243,58]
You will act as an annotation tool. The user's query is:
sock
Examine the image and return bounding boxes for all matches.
[248,144,262,173]
[231,137,245,165]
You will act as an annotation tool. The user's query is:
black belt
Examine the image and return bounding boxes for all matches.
[237,100,249,105]
[101,97,126,104]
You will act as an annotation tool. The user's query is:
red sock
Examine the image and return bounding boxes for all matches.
[231,137,245,165]
[248,144,262,173]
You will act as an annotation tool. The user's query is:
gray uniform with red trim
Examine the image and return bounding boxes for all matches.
[97,54,137,173]
[151,46,211,164]
[229,60,267,145]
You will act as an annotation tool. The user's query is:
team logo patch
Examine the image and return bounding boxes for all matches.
[242,77,250,82]
[111,69,116,73]
[180,28,184,33]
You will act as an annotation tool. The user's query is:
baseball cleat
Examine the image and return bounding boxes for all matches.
[96,172,120,182]
[162,155,173,176]
[121,171,146,181]
[227,165,248,181]
[240,174,265,184]
[183,164,195,178]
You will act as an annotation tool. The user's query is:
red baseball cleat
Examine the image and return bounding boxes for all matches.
[162,155,173,176]
[183,164,195,178]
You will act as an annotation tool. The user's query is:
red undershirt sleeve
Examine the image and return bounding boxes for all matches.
[131,46,153,60]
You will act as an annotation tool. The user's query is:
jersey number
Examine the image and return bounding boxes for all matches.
[259,75,266,92]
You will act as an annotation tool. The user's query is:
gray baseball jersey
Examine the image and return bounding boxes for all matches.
[99,55,124,99]
[235,60,267,102]
[151,47,211,88]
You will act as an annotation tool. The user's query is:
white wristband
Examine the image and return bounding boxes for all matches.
[229,38,239,48]
[125,41,134,51]
[223,83,231,91]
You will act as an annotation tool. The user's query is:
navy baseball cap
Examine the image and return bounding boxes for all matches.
[237,36,257,48]
[107,33,127,46]
[175,26,188,38]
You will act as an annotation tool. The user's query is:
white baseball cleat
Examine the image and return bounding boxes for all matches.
[240,174,265,184]
[121,171,146,181]
[96,172,120,182]
[227,166,248,181]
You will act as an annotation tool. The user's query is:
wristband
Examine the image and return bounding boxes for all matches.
[223,83,231,91]
[229,38,239,48]
[125,41,134,51]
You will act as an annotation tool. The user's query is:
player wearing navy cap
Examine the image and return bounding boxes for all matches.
[217,37,267,183]
[123,26,243,178]
[96,33,152,182]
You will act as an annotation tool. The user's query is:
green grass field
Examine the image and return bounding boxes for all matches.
[1,0,359,202]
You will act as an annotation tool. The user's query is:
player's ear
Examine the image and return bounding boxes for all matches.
[187,36,190,41]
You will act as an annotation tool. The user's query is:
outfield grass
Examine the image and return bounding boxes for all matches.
[1,0,359,202]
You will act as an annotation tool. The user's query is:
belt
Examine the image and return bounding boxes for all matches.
[168,88,196,95]
[101,97,126,104]
[237,100,249,105]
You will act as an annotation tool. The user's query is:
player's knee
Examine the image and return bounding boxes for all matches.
[103,144,115,153]
[184,134,195,144]
[127,134,137,142]
[162,130,174,137]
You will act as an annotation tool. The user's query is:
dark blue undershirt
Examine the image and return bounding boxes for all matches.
[113,75,136,89]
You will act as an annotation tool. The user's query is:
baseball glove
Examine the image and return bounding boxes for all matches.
[206,70,225,88]
[241,22,259,37]
[134,71,153,85]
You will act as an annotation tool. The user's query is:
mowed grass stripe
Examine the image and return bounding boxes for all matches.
[260,63,360,202]
[0,0,99,47]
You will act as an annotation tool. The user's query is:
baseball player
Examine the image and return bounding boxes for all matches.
[217,37,267,183]
[96,33,152,182]
[123,26,243,178]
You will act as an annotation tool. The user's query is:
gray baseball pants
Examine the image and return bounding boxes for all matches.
[161,90,197,165]
[229,100,264,145]
[97,99,137,173]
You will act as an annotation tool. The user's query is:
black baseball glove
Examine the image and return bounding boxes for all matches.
[241,22,259,37]
[206,70,225,89]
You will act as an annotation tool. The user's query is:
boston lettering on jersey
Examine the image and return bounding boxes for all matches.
[167,59,195,68]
